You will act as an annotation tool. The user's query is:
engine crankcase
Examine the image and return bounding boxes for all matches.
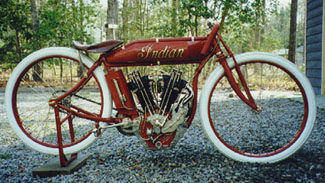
[128,69,194,149]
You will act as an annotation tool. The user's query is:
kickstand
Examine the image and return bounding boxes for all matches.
[54,105,78,167]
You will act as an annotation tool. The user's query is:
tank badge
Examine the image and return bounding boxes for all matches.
[137,45,184,60]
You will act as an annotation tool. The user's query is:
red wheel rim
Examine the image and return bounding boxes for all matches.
[207,60,308,157]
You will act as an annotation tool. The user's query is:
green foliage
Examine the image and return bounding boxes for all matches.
[0,0,100,68]
[37,0,99,47]
[0,153,12,159]
[116,0,297,79]
[179,0,213,36]
[0,0,32,66]
[0,0,305,73]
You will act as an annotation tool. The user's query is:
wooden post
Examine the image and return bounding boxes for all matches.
[107,0,118,40]
[288,0,298,63]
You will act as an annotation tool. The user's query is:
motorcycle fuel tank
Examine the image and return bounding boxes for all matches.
[105,37,207,66]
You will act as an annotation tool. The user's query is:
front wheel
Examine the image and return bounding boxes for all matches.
[200,52,316,163]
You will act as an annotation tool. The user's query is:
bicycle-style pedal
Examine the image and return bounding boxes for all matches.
[92,127,102,137]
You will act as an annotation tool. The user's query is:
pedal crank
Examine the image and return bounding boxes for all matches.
[92,118,135,137]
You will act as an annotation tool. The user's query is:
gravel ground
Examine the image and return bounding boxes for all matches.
[0,89,324,183]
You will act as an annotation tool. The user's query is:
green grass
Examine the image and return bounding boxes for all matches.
[0,153,12,159]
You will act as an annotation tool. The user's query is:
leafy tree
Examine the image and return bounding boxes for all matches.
[0,0,305,78]
[179,0,212,36]
[0,0,100,70]
[0,0,32,68]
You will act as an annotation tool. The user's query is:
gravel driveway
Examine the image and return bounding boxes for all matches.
[0,89,324,182]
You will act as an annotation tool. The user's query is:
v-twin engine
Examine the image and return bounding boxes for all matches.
[126,69,194,149]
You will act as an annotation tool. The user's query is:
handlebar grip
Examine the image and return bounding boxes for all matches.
[200,24,220,55]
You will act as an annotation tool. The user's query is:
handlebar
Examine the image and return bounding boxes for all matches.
[200,24,220,55]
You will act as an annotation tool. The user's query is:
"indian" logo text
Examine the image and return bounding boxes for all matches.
[137,45,184,60]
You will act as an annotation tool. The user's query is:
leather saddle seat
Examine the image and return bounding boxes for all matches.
[72,40,123,53]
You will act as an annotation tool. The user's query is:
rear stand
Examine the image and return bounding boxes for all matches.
[32,106,91,178]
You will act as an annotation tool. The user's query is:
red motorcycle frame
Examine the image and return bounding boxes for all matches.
[48,24,258,166]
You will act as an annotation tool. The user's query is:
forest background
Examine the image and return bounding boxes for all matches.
[0,0,305,84]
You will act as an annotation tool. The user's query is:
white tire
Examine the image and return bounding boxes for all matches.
[200,52,316,163]
[5,47,112,155]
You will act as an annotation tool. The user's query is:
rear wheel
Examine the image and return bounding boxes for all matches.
[200,52,316,163]
[5,47,111,155]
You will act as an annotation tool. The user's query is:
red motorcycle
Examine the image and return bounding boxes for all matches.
[5,24,316,164]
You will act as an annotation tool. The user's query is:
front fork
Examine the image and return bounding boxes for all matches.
[219,56,257,110]
[214,37,258,111]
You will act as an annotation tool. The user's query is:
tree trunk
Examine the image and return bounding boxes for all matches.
[254,0,266,49]
[30,0,42,82]
[38,0,43,14]
[60,58,63,84]
[107,0,118,40]
[171,0,177,36]
[146,0,149,31]
[30,0,39,35]
[77,0,84,78]
[194,15,198,37]
[101,11,105,42]
[187,9,194,36]
[79,0,85,40]
[260,0,266,44]
[15,30,22,62]
[288,0,298,63]
[121,0,129,78]
[138,0,144,37]
[219,8,229,32]
[121,0,128,40]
